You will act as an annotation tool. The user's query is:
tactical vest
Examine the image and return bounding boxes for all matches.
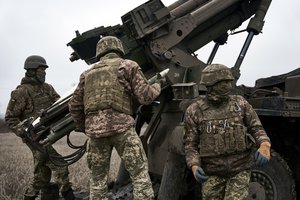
[21,84,55,119]
[84,58,132,115]
[196,96,253,157]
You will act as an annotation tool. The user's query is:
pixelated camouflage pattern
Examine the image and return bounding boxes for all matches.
[195,95,255,157]
[5,79,60,133]
[84,57,132,115]
[96,36,124,58]
[69,52,161,138]
[25,143,72,197]
[202,170,251,200]
[184,95,270,176]
[200,64,234,86]
[86,128,154,200]
[5,78,72,197]
[70,51,158,199]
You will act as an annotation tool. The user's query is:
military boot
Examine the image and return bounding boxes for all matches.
[24,195,36,200]
[40,182,60,200]
[62,188,76,200]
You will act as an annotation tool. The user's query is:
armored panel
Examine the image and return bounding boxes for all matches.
[121,0,170,39]
[172,82,199,100]
[285,75,300,97]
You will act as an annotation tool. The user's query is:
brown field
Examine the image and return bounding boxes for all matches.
[0,132,121,200]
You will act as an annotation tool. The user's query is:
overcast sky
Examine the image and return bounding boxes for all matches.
[0,0,299,115]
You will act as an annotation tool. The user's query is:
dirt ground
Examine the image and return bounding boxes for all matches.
[0,131,121,200]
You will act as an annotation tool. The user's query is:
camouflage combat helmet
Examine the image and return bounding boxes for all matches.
[200,64,234,86]
[24,55,48,70]
[96,36,124,58]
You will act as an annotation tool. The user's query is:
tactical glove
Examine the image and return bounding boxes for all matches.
[255,141,271,167]
[15,117,34,138]
[192,165,208,183]
[15,124,26,137]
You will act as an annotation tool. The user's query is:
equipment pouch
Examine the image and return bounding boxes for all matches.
[234,125,247,151]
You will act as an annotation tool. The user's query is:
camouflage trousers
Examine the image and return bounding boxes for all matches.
[202,170,251,200]
[24,142,72,197]
[87,127,154,200]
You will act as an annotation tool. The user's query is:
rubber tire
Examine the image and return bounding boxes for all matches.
[248,151,296,200]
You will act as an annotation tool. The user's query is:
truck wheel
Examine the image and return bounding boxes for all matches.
[247,151,296,200]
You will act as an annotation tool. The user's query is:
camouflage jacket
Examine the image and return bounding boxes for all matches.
[69,53,161,138]
[184,95,270,177]
[5,78,60,135]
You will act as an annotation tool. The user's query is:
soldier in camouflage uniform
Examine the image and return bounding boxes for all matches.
[5,55,76,200]
[184,64,271,199]
[69,36,163,200]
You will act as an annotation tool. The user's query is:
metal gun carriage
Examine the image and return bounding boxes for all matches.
[26,0,300,199]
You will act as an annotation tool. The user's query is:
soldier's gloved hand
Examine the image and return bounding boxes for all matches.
[15,124,26,138]
[192,165,208,183]
[15,117,34,138]
[255,141,271,167]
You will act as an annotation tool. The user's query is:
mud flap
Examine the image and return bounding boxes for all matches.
[158,125,201,200]
[158,152,188,200]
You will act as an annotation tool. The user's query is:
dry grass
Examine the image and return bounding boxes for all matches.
[0,132,121,200]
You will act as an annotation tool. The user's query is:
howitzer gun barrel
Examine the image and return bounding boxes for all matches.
[169,0,207,19]
[169,0,242,24]
[167,0,186,11]
[191,0,241,26]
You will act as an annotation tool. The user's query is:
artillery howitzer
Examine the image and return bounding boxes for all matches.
[27,0,300,199]
[22,86,87,166]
